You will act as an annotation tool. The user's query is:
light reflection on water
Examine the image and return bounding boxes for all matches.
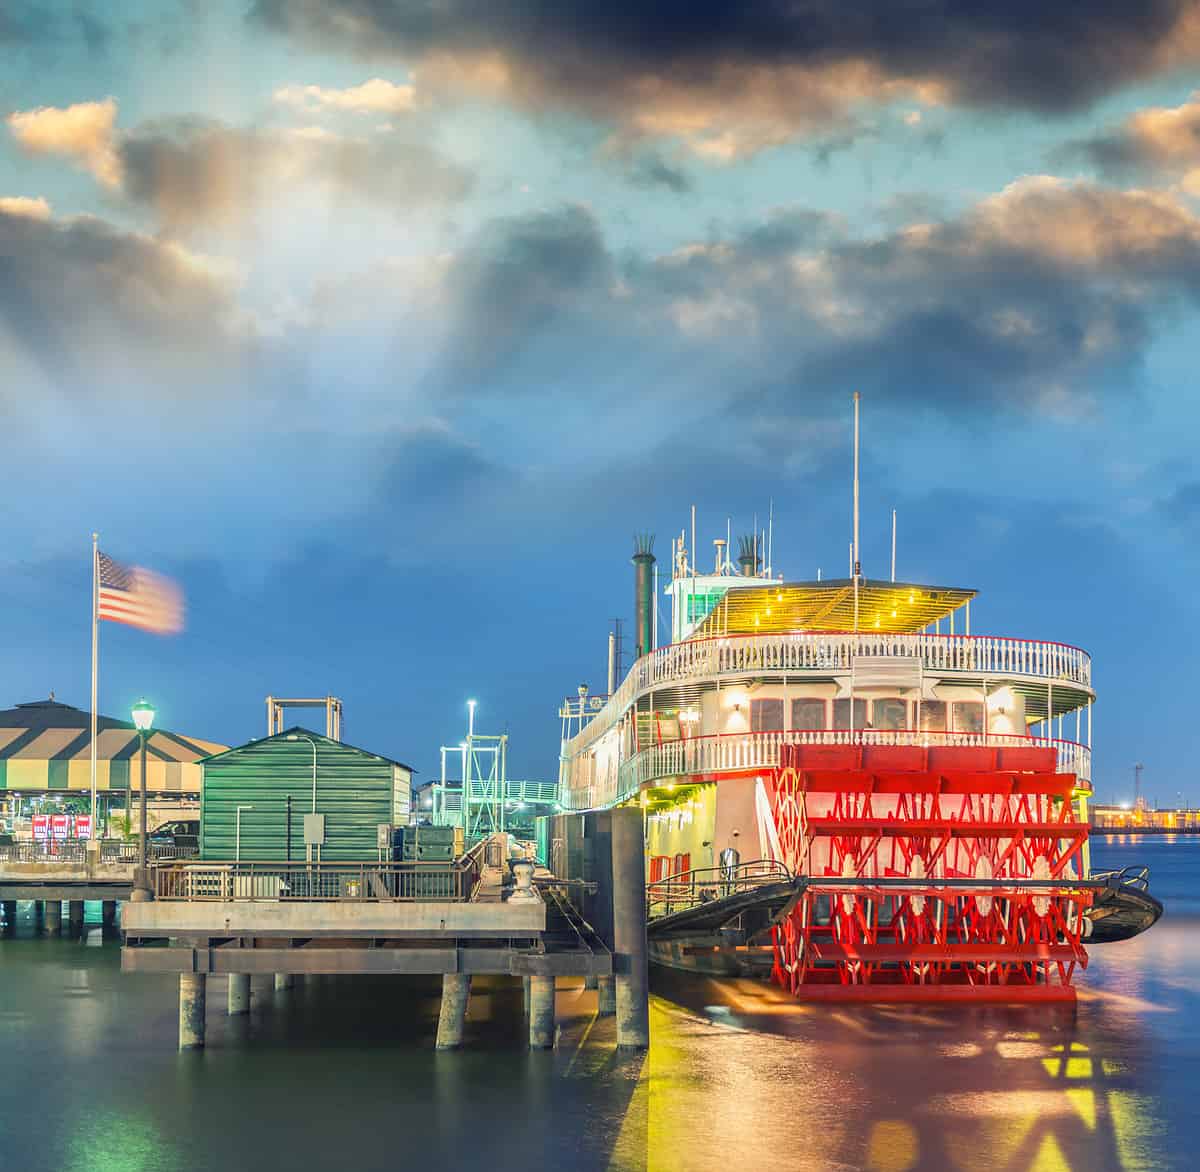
[0,838,1195,1171]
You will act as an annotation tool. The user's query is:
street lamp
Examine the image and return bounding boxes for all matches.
[286,733,320,863]
[130,698,155,901]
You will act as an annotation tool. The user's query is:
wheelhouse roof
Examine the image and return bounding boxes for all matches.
[690,578,978,638]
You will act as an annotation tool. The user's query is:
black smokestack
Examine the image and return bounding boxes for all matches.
[737,535,760,578]
[632,534,656,659]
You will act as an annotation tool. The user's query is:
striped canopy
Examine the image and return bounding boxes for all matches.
[0,698,226,795]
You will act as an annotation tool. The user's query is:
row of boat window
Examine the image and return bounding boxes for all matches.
[748,697,985,734]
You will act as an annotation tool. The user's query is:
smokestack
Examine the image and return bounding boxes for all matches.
[736,534,760,578]
[632,534,656,659]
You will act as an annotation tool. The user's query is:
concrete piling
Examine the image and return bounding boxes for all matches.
[611,807,650,1049]
[528,975,556,1049]
[42,900,62,935]
[68,900,84,933]
[227,974,251,1015]
[522,975,531,1016]
[101,900,117,928]
[597,975,617,1016]
[179,973,207,1050]
[435,973,471,1050]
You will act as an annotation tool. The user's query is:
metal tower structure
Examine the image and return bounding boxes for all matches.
[266,695,342,740]
[440,700,507,840]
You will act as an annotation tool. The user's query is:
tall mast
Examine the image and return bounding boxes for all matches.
[852,392,861,631]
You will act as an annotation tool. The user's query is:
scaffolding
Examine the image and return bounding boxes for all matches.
[439,701,508,840]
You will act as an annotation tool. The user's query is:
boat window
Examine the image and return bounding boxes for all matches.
[751,698,785,732]
[873,698,908,731]
[953,702,985,735]
[833,698,868,730]
[919,701,947,732]
[656,715,681,742]
[791,698,827,730]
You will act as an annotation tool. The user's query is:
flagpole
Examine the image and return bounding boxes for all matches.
[90,533,99,836]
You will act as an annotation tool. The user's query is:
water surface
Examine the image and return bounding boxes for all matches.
[0,836,1194,1171]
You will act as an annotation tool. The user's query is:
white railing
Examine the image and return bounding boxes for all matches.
[564,631,1092,758]
[561,729,1092,812]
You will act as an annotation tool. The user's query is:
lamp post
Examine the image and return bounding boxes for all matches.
[286,733,319,863]
[130,698,155,901]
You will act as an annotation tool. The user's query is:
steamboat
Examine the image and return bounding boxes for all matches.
[555,399,1161,1001]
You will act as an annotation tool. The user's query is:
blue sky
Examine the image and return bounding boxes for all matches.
[4,1,1200,803]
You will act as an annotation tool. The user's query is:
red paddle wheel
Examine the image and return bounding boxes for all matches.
[767,744,1093,1001]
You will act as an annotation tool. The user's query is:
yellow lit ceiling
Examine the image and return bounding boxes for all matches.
[691,578,977,637]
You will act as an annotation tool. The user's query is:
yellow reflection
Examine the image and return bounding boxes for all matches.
[1031,1132,1071,1171]
[866,1120,918,1171]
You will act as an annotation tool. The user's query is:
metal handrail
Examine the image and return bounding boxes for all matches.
[0,841,198,865]
[565,630,1094,758]
[646,858,792,918]
[149,835,500,902]
[563,728,1093,812]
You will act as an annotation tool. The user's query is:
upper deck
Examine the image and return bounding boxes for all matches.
[564,628,1093,758]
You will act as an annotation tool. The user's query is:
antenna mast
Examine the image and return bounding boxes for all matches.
[891,508,897,583]
[852,392,861,631]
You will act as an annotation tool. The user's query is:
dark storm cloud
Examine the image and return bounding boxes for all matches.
[117,119,474,234]
[252,1,1200,152]
[0,206,246,402]
[419,180,1200,425]
[430,204,616,396]
[626,153,692,193]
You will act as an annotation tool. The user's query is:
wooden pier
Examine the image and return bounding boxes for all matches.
[121,813,649,1051]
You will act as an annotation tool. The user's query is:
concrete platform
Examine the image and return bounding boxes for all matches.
[121,897,546,938]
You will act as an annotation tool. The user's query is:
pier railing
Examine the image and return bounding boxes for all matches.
[0,841,198,865]
[565,631,1093,757]
[149,838,493,902]
[565,729,1092,811]
[647,858,792,919]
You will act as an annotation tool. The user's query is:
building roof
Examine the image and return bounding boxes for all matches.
[0,697,225,763]
[199,726,416,773]
[691,578,977,638]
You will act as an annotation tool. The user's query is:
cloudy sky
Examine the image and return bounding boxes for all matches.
[3,1,1200,801]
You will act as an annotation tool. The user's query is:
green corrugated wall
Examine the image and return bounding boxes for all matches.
[200,732,405,862]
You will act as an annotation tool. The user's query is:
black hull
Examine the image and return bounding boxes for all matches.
[1085,883,1164,943]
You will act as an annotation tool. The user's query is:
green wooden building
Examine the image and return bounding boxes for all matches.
[199,727,414,862]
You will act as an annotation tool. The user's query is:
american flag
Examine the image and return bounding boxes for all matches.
[97,552,184,635]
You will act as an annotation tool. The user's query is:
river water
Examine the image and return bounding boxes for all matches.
[0,836,1195,1172]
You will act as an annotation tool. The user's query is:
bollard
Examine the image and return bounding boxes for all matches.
[179,973,207,1050]
[435,973,471,1050]
[274,973,294,991]
[611,807,650,1049]
[43,900,62,935]
[228,974,251,1015]
[597,974,617,1016]
[68,900,84,933]
[528,975,556,1049]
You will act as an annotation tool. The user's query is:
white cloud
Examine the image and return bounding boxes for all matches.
[273,78,416,116]
[0,195,51,220]
[6,99,122,187]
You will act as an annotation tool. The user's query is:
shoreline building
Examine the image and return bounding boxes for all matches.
[0,697,226,826]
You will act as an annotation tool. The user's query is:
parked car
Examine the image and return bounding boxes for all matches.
[148,819,199,854]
